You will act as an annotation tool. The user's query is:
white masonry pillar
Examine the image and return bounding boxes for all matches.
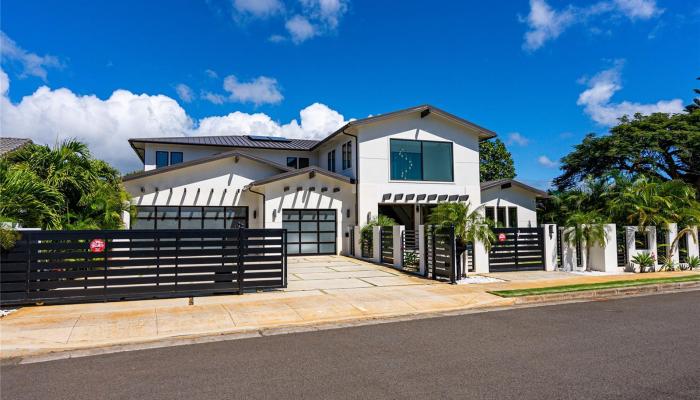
[353,226,361,258]
[418,225,426,275]
[560,227,577,271]
[542,224,558,271]
[686,226,699,260]
[587,224,618,272]
[372,226,381,263]
[393,225,404,268]
[473,225,490,273]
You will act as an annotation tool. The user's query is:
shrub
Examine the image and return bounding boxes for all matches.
[686,255,700,270]
[631,252,655,273]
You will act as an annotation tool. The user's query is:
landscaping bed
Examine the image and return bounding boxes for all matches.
[488,274,700,298]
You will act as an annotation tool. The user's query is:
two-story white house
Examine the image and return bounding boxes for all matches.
[123,104,542,256]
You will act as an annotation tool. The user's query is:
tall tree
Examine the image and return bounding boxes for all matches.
[0,140,131,229]
[685,77,700,112]
[479,138,516,182]
[554,110,700,193]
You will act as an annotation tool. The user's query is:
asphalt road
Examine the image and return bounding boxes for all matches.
[2,291,699,400]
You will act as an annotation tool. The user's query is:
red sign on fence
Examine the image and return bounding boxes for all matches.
[89,239,106,253]
[498,233,507,243]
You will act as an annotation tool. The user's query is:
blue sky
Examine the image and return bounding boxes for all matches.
[1,0,698,187]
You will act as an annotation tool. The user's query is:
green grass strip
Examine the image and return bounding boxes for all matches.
[488,274,700,298]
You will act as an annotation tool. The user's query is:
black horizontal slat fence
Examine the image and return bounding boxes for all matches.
[0,228,287,306]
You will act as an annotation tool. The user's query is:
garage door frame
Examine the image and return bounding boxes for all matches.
[283,209,337,256]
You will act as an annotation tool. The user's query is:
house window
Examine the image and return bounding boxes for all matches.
[327,150,336,172]
[390,139,453,181]
[170,152,183,165]
[496,207,507,228]
[132,206,248,229]
[286,157,309,169]
[342,141,352,170]
[485,207,495,223]
[508,207,518,228]
[155,151,169,168]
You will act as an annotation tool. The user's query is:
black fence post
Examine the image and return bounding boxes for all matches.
[25,231,32,303]
[282,229,287,288]
[450,226,457,284]
[237,228,244,295]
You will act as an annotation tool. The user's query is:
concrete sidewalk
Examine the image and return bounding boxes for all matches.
[2,256,698,360]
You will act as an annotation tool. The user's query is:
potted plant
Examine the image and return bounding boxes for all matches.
[631,252,655,273]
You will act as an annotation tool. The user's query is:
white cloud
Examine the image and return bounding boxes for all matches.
[232,0,283,18]
[537,155,558,168]
[0,31,62,80]
[0,69,348,172]
[577,60,684,126]
[222,75,283,105]
[205,69,218,79]
[201,91,226,105]
[285,15,317,43]
[174,83,194,103]
[300,0,349,29]
[521,0,662,51]
[506,132,529,146]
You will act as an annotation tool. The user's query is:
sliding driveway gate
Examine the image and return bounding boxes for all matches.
[0,228,287,306]
[489,227,545,272]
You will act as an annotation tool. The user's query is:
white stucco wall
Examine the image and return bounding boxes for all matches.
[124,156,284,228]
[256,173,355,255]
[355,113,482,227]
[480,186,538,228]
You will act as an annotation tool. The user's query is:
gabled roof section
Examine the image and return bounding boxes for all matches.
[128,136,319,162]
[122,150,292,182]
[480,179,550,198]
[310,104,497,150]
[246,166,355,188]
[0,137,33,156]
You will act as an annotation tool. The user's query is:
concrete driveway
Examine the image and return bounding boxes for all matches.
[286,256,430,291]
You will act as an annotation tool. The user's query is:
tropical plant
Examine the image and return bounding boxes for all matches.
[631,252,656,273]
[0,140,131,230]
[360,215,396,246]
[658,255,677,272]
[562,210,608,271]
[686,255,700,270]
[403,250,418,267]
[427,202,495,251]
[0,225,20,251]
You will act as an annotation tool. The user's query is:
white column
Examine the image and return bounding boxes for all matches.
[372,226,381,263]
[542,224,558,271]
[353,226,361,258]
[393,225,404,268]
[473,225,490,273]
[588,224,617,272]
[418,225,426,275]
[686,226,699,259]
[665,223,679,264]
[626,226,657,271]
[648,226,658,271]
[121,209,131,229]
[560,227,577,271]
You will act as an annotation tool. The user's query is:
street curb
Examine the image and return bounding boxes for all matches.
[3,284,699,366]
[511,281,700,304]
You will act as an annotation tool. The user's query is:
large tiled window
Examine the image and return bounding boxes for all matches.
[390,139,453,181]
[155,151,183,168]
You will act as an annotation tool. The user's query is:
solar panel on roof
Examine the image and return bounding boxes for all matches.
[247,135,292,142]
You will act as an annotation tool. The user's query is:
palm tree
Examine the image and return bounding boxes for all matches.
[1,139,130,230]
[427,201,495,251]
[563,210,608,271]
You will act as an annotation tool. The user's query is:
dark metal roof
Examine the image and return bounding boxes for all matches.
[310,104,498,150]
[0,137,32,156]
[122,150,292,182]
[128,105,498,162]
[480,179,550,198]
[128,135,319,162]
[246,166,355,188]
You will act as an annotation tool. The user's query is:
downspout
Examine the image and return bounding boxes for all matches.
[341,129,359,227]
[247,187,265,228]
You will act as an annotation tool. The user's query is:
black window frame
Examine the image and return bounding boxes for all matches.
[389,138,454,182]
[155,151,169,168]
[287,157,298,168]
[170,151,183,165]
[507,207,518,228]
[342,141,352,170]
[131,206,249,229]
[496,207,507,228]
[485,206,495,223]
[327,150,336,172]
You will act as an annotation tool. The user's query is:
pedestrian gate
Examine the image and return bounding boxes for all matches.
[424,225,458,283]
[489,227,545,272]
